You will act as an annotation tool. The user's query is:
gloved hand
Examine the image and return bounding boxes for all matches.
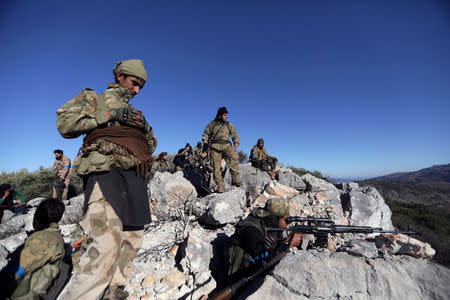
[263,235,278,252]
[110,108,148,130]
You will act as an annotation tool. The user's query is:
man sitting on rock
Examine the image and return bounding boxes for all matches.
[174,148,193,172]
[0,184,26,222]
[9,198,67,300]
[225,198,304,281]
[152,152,171,173]
[250,138,279,180]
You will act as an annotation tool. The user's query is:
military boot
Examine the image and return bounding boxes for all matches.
[217,180,224,193]
[231,175,243,187]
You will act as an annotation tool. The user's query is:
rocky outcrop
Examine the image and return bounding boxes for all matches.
[0,165,443,300]
[195,188,246,226]
[149,171,198,220]
[375,233,436,259]
[242,250,450,300]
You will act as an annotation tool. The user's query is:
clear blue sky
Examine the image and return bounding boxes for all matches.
[1,0,449,178]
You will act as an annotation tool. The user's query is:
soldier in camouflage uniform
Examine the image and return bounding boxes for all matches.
[250,138,279,180]
[151,152,170,173]
[56,59,156,300]
[52,149,72,200]
[202,107,242,193]
[11,198,66,300]
[225,198,304,279]
[192,141,207,168]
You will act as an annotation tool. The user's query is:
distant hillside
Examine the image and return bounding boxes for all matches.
[369,164,450,183]
[358,164,450,208]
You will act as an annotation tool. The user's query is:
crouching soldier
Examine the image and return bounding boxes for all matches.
[225,198,304,282]
[10,198,67,300]
[250,138,279,180]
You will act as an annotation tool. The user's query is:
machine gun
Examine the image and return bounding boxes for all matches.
[266,215,415,248]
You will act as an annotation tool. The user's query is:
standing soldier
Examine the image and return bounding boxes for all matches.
[250,138,279,180]
[202,107,242,193]
[52,149,72,200]
[56,59,157,300]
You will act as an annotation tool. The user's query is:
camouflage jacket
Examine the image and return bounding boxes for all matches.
[191,146,207,167]
[151,159,170,173]
[250,145,270,162]
[202,120,239,152]
[52,155,72,179]
[11,223,65,299]
[56,83,157,171]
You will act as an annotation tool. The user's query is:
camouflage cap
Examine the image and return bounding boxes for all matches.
[113,59,148,84]
[264,198,290,217]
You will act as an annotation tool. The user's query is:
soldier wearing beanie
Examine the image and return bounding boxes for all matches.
[225,198,305,281]
[152,152,170,173]
[202,107,242,193]
[56,59,157,300]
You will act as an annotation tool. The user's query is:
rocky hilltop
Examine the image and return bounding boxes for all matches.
[1,164,449,300]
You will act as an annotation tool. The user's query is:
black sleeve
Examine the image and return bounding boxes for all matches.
[238,226,265,257]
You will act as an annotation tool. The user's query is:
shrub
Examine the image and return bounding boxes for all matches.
[287,166,329,181]
[0,167,84,201]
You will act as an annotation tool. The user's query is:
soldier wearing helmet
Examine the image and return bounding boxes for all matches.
[56,59,156,300]
[225,198,304,280]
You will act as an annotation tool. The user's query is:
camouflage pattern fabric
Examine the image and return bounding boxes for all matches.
[11,223,65,300]
[202,120,240,183]
[57,182,143,300]
[250,145,277,171]
[211,148,240,182]
[52,155,72,200]
[202,120,239,152]
[56,83,157,172]
[151,159,170,173]
[191,145,207,168]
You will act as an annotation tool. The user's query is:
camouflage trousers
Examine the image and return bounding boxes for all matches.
[57,182,143,300]
[52,176,70,200]
[211,148,239,183]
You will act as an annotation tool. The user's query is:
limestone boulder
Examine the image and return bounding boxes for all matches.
[339,182,393,229]
[374,234,435,259]
[338,239,379,259]
[149,172,198,220]
[242,250,450,300]
[60,194,85,225]
[277,168,307,191]
[196,188,247,226]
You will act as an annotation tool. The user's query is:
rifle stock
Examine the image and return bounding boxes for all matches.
[209,248,289,300]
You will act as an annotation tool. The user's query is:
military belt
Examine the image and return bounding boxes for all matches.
[211,140,230,144]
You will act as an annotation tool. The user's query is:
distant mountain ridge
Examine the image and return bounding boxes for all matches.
[358,164,450,208]
[369,164,450,183]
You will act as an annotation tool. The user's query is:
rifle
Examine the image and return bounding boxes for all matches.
[266,216,415,248]
[208,240,292,300]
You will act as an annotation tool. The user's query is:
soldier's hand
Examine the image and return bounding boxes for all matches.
[288,233,306,248]
[230,145,238,151]
[72,237,84,249]
[263,235,278,251]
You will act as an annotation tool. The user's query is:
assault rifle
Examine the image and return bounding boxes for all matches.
[266,216,415,248]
